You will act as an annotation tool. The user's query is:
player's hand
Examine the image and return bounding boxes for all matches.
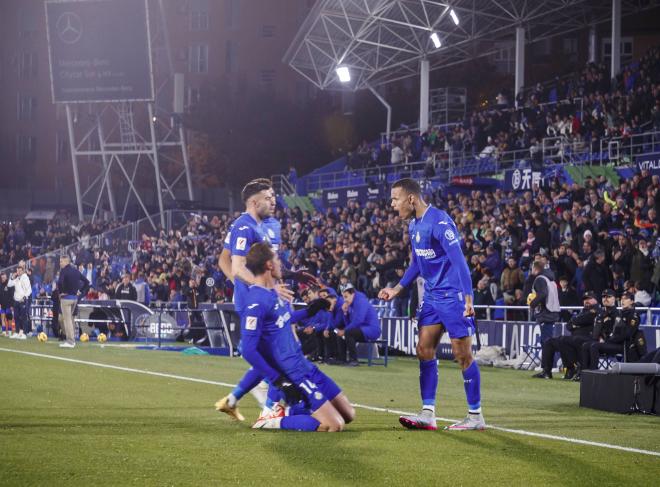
[282,269,319,287]
[274,283,294,303]
[273,376,303,404]
[463,302,475,317]
[336,329,345,337]
[323,329,330,338]
[341,301,349,313]
[378,287,398,301]
[306,298,330,317]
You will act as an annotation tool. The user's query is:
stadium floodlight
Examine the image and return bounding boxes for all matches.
[450,9,459,26]
[430,33,442,49]
[336,66,351,83]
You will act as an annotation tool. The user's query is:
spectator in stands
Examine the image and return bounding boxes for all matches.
[473,277,494,320]
[558,276,580,322]
[7,264,31,339]
[582,250,612,298]
[114,274,137,301]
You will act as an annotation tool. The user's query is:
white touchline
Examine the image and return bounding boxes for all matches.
[2,346,659,458]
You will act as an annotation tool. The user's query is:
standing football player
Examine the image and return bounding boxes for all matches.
[379,178,485,431]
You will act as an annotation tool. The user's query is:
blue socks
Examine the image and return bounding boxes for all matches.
[232,368,264,401]
[419,359,438,411]
[281,415,320,432]
[266,383,284,409]
[462,361,481,412]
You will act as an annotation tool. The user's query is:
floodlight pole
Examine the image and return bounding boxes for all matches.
[148,103,166,228]
[611,0,621,80]
[515,26,526,107]
[178,122,194,201]
[367,84,391,143]
[65,104,84,222]
[419,58,430,133]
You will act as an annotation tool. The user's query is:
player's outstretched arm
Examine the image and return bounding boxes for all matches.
[218,248,233,284]
[378,284,403,301]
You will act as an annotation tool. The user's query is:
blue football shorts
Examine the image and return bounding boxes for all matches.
[293,364,341,412]
[417,296,475,339]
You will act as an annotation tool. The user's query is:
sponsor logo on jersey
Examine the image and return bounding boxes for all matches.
[246,316,257,330]
[238,226,249,230]
[236,237,247,250]
[444,229,456,241]
[247,303,259,309]
[415,231,421,243]
[415,248,436,259]
[267,228,275,238]
[275,311,291,329]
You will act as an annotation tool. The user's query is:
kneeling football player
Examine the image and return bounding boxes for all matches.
[240,242,355,431]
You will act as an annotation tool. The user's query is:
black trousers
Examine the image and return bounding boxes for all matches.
[559,335,593,369]
[296,329,321,357]
[581,341,623,370]
[13,301,30,334]
[337,328,366,362]
[541,337,562,373]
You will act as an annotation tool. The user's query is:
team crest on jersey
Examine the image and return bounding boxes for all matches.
[415,231,420,243]
[444,229,456,241]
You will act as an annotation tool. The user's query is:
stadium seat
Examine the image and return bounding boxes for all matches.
[518,337,542,370]
[357,339,388,367]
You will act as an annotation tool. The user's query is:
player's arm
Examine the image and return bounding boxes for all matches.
[434,221,474,316]
[379,256,419,301]
[229,225,257,285]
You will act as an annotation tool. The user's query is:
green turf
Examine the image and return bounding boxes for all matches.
[1,339,659,486]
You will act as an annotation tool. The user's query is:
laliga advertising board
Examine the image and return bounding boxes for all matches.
[45,0,154,103]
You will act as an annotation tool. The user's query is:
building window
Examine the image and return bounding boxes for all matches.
[17,94,37,121]
[188,44,208,74]
[225,40,237,74]
[260,69,276,87]
[17,135,37,163]
[18,52,37,80]
[190,10,209,31]
[262,25,276,38]
[56,132,68,164]
[186,87,201,111]
[602,37,633,67]
[225,0,239,28]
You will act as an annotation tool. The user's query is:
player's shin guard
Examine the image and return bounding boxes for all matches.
[280,415,320,432]
[462,361,481,412]
[419,359,438,412]
[232,368,264,402]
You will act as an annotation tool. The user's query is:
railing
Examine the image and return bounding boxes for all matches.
[300,127,660,193]
[271,174,296,196]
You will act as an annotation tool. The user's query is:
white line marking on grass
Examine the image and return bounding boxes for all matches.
[2,347,659,458]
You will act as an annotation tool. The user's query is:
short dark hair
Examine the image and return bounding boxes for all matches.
[241,180,272,203]
[392,178,421,195]
[246,242,274,275]
[532,261,544,272]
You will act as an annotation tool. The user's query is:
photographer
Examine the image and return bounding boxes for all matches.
[528,261,560,346]
[8,264,32,339]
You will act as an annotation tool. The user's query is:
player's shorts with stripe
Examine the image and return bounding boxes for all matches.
[417,295,475,339]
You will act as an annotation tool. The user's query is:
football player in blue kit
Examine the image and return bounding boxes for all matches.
[379,178,485,431]
[242,242,355,431]
[215,179,316,421]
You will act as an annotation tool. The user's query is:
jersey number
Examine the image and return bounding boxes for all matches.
[298,380,317,394]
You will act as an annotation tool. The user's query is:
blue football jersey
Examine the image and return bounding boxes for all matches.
[263,217,282,251]
[227,213,271,313]
[242,286,312,383]
[407,206,473,301]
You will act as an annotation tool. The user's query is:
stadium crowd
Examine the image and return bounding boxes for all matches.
[348,45,660,170]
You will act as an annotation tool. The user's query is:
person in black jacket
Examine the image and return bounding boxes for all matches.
[557,291,599,379]
[580,290,634,371]
[533,291,598,380]
[57,256,90,348]
[114,274,137,301]
[581,250,612,299]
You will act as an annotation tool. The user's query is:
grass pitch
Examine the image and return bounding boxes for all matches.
[0,339,658,486]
